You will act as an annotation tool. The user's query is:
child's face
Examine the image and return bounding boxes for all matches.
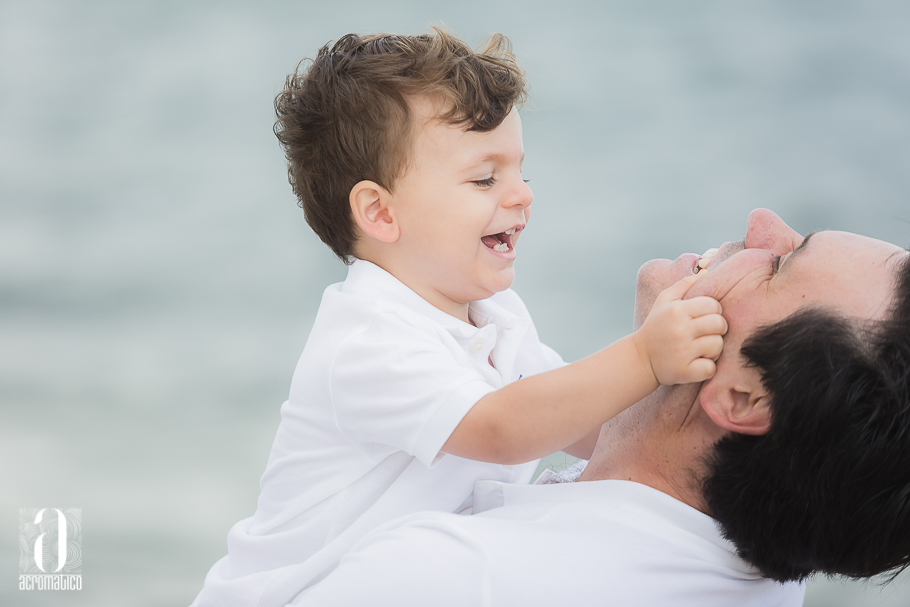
[389,102,533,318]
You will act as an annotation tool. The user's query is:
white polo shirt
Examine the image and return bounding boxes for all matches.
[293,479,807,607]
[191,260,564,607]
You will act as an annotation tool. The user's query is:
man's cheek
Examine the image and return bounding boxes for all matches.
[632,294,654,331]
[683,271,723,301]
[637,259,691,290]
[686,250,772,303]
[633,270,660,330]
[634,261,672,313]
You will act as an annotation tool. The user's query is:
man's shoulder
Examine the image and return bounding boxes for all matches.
[297,487,805,607]
[294,510,490,606]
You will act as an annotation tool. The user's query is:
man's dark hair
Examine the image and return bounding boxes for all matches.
[274,28,526,263]
[704,252,910,583]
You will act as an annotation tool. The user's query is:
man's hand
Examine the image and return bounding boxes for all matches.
[631,274,727,386]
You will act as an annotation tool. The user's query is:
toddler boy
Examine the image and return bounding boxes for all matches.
[191,29,725,607]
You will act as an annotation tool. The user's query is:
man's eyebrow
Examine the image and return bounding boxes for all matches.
[781,230,819,270]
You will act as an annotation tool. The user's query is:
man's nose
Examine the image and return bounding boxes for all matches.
[744,208,803,255]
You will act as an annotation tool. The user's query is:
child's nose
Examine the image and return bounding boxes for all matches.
[503,177,533,209]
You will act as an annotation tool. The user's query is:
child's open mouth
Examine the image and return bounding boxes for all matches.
[481,227,522,253]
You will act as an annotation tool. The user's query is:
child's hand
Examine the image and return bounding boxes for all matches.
[632,274,727,386]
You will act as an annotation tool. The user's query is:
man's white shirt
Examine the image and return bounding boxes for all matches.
[294,477,807,607]
[191,260,563,607]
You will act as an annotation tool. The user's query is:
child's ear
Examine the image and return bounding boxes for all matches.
[349,180,400,244]
[698,364,772,436]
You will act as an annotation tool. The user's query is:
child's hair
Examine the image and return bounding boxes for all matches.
[274,28,527,262]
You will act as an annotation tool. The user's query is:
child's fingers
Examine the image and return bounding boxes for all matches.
[682,358,717,384]
[691,313,728,338]
[656,274,702,303]
[693,334,725,361]
[678,295,723,318]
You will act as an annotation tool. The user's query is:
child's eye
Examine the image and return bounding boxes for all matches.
[471,176,497,187]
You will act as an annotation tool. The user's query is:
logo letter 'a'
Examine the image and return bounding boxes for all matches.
[32,509,68,573]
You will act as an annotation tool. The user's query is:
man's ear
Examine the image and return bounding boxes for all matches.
[349,180,400,244]
[699,364,772,436]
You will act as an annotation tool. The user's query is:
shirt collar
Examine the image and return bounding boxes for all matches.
[473,478,740,563]
[341,259,529,343]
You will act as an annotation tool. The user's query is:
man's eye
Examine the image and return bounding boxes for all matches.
[772,253,793,275]
[471,176,496,187]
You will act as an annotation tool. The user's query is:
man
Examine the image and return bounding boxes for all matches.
[287,209,910,606]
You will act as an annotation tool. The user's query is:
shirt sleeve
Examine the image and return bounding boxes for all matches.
[290,513,492,607]
[330,312,496,467]
[539,342,567,369]
[489,288,566,371]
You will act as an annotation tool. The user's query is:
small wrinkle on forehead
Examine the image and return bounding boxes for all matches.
[813,232,905,321]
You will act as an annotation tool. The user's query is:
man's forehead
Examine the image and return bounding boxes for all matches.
[797,231,907,269]
[769,230,905,320]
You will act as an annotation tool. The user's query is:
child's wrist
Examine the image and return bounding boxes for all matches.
[629,331,659,389]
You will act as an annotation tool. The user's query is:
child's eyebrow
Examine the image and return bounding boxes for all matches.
[462,152,525,171]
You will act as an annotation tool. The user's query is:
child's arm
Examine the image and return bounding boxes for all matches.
[563,429,600,460]
[441,274,726,464]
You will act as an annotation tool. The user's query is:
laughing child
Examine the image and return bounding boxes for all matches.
[191,29,726,607]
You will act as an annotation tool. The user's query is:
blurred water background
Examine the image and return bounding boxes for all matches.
[2,1,910,605]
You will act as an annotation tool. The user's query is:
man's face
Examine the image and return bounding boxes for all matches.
[636,209,907,387]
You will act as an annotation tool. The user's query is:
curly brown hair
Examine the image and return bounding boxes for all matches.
[274,28,527,262]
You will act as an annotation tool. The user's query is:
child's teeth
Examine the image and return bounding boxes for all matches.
[505,228,517,235]
[493,242,510,253]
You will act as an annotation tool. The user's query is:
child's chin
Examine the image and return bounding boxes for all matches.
[488,269,516,293]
